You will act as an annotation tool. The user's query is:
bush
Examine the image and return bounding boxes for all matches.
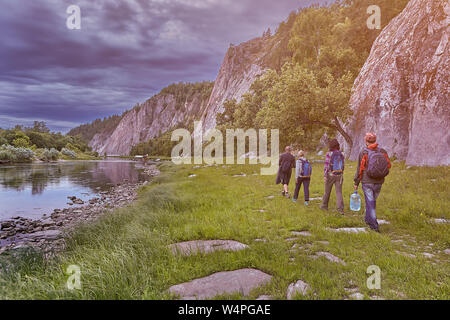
[61,148,76,158]
[12,137,31,148]
[0,149,16,162]
[65,143,80,153]
[42,148,59,161]
[1,145,34,162]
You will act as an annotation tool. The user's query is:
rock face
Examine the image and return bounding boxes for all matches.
[200,37,271,131]
[343,0,449,166]
[89,89,211,155]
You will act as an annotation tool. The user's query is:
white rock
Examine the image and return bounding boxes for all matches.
[291,231,312,237]
[287,280,311,299]
[328,227,367,233]
[350,292,364,300]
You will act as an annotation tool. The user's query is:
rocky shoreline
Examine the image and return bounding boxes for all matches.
[0,164,160,258]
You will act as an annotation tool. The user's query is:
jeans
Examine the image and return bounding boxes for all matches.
[293,177,310,201]
[321,174,344,211]
[362,183,383,230]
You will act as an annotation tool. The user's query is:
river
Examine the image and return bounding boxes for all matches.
[0,159,148,221]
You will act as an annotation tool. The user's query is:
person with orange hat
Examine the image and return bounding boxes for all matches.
[354,132,391,232]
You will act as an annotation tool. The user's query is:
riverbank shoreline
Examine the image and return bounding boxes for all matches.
[0,164,161,258]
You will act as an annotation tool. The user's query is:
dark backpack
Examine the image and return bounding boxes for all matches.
[330,151,344,175]
[300,159,312,178]
[364,147,389,179]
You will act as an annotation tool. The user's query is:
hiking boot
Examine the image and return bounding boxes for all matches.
[304,201,309,206]
[292,198,297,203]
[338,209,345,215]
[281,191,285,196]
[285,193,290,199]
[320,205,328,211]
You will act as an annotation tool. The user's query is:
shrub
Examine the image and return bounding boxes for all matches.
[65,143,80,153]
[1,144,34,162]
[42,148,59,161]
[61,148,76,158]
[12,137,31,148]
[0,149,16,162]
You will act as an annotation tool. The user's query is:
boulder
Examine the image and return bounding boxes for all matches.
[168,268,272,299]
[286,280,312,299]
[169,240,248,256]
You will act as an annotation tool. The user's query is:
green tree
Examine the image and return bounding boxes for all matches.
[12,137,31,148]
[32,121,50,133]
[255,63,353,150]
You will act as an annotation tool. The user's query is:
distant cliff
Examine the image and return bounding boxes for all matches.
[200,34,279,131]
[78,82,213,156]
[342,0,449,166]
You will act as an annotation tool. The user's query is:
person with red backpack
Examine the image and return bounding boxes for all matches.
[292,150,311,205]
[320,139,345,214]
[354,133,391,232]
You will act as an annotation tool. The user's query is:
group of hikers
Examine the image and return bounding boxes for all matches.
[277,132,391,232]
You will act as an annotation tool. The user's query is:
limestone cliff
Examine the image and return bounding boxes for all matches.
[201,35,275,131]
[89,83,212,155]
[343,0,449,166]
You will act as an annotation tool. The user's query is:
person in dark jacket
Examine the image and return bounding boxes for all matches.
[276,146,295,198]
[354,132,391,232]
[320,139,345,214]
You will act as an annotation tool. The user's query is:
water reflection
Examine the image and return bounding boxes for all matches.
[0,160,147,220]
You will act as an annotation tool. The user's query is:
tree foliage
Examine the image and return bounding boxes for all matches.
[217,0,410,152]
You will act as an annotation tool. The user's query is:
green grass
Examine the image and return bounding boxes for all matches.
[0,160,449,299]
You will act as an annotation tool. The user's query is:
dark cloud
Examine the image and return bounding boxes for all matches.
[0,0,329,132]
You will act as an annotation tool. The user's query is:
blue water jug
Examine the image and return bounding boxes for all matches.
[350,191,361,211]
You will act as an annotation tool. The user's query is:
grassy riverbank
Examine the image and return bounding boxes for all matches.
[0,161,449,299]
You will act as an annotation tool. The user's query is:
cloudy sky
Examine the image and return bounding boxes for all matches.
[1,0,328,132]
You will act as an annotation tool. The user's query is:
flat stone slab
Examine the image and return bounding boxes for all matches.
[169,240,248,256]
[291,231,312,237]
[349,292,364,300]
[432,218,450,224]
[168,268,272,299]
[254,239,267,243]
[25,230,62,240]
[395,250,416,258]
[311,251,346,265]
[287,280,311,299]
[328,227,367,233]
